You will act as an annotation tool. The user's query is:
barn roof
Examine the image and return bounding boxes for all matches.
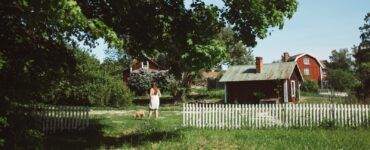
[219,62,301,82]
[287,53,325,68]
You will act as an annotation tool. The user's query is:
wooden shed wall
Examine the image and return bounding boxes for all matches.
[226,80,284,104]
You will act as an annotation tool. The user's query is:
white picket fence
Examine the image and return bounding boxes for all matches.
[34,105,90,133]
[182,103,370,129]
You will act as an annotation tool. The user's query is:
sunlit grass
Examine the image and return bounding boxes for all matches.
[45,107,370,149]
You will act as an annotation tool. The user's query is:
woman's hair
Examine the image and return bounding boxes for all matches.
[152,82,158,95]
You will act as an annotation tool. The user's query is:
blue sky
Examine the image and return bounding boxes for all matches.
[90,0,370,63]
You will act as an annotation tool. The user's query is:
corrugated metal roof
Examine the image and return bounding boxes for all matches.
[219,62,297,82]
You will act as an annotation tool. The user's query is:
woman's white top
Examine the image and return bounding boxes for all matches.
[149,88,161,110]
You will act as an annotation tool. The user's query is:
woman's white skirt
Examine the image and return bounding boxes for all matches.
[149,96,160,110]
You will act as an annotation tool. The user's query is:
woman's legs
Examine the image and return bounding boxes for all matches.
[148,109,153,118]
[155,109,159,118]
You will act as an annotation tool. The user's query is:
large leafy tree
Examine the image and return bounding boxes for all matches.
[77,0,298,100]
[354,13,370,102]
[218,27,254,66]
[0,0,119,148]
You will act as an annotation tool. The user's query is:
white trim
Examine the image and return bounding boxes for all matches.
[292,53,325,68]
[319,67,323,87]
[291,81,296,97]
[284,80,288,103]
[224,84,227,103]
[303,57,310,65]
[303,68,310,75]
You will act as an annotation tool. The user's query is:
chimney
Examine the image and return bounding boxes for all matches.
[255,57,263,73]
[282,52,290,62]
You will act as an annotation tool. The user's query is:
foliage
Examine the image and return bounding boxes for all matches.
[127,69,170,96]
[222,0,298,46]
[319,119,336,129]
[102,50,132,78]
[253,91,266,101]
[217,27,254,66]
[0,0,121,148]
[326,48,358,92]
[327,49,353,71]
[327,69,360,92]
[127,70,155,96]
[190,87,225,100]
[43,50,134,107]
[77,0,298,100]
[354,13,370,102]
[301,80,319,93]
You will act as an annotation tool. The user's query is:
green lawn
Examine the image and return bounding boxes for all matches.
[44,108,370,149]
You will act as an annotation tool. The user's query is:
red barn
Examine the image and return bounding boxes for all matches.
[220,57,304,104]
[123,58,164,83]
[282,53,325,86]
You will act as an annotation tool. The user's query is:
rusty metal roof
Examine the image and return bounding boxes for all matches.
[219,62,299,82]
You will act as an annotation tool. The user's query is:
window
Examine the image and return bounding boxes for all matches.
[304,68,310,75]
[303,57,310,65]
[291,81,296,97]
[141,61,149,69]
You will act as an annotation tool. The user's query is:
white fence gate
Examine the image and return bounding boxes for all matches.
[182,103,370,129]
[34,105,90,133]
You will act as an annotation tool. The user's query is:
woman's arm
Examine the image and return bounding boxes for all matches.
[158,89,162,97]
[149,88,154,96]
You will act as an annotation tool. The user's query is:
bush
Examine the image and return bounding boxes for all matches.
[42,50,134,107]
[301,80,319,93]
[127,69,170,96]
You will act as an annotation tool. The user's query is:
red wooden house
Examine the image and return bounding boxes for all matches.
[123,58,164,82]
[220,57,304,104]
[281,52,325,86]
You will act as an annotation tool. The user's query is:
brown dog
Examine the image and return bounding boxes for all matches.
[133,109,145,119]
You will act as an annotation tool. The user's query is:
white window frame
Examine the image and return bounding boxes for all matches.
[303,57,310,65]
[304,68,310,75]
[141,61,149,69]
[291,81,296,97]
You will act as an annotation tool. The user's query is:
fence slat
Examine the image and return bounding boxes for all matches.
[34,105,89,134]
[182,103,370,129]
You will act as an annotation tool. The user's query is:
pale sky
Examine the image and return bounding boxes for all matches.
[90,0,370,63]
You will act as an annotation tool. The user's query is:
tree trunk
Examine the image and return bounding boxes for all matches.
[173,72,193,103]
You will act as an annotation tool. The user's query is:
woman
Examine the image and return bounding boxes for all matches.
[149,82,161,118]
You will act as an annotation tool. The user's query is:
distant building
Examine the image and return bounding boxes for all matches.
[123,57,166,83]
[220,57,304,104]
[281,52,326,87]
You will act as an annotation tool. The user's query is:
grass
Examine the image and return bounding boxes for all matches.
[300,92,347,104]
[44,107,370,149]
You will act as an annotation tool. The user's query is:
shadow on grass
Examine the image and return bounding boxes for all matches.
[43,119,182,149]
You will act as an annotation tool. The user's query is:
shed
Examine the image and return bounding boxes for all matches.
[219,57,304,104]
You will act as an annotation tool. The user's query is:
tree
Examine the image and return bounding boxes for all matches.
[325,48,358,91]
[354,13,370,102]
[77,0,298,100]
[327,69,359,92]
[217,27,254,66]
[327,49,353,70]
[0,0,119,148]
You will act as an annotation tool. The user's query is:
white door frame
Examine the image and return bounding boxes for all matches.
[283,80,288,103]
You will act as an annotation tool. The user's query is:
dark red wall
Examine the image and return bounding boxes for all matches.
[226,80,284,104]
[296,55,321,82]
[225,67,302,104]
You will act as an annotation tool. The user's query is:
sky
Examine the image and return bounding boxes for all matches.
[90,0,370,63]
